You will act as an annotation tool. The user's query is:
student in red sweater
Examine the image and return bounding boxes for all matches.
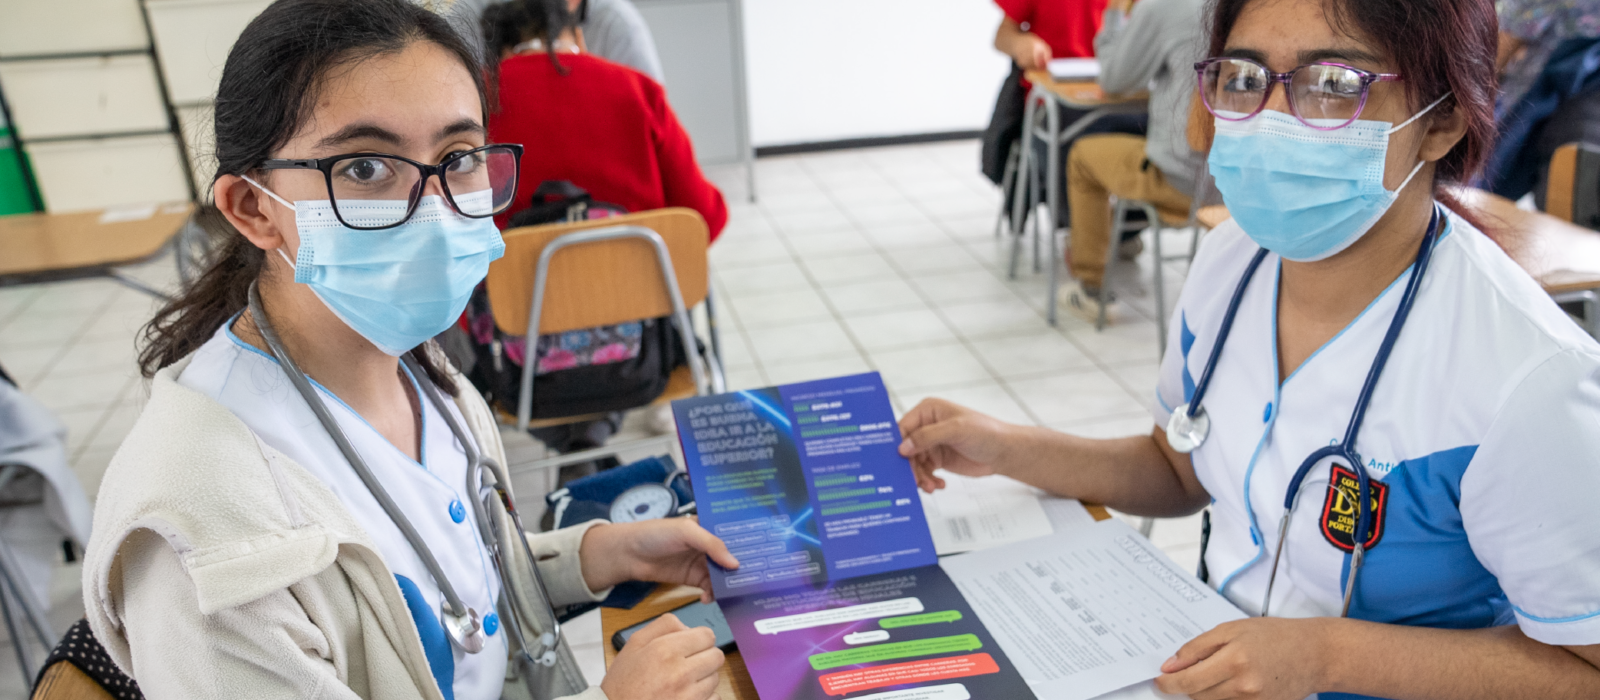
[482,0,727,240]
[994,0,1107,69]
[982,0,1147,236]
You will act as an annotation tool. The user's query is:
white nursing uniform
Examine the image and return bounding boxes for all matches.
[1153,209,1600,693]
[178,323,506,700]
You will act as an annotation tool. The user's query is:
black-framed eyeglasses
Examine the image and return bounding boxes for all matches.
[1194,58,1402,130]
[257,143,523,230]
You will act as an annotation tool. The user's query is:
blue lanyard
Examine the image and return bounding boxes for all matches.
[1185,207,1443,616]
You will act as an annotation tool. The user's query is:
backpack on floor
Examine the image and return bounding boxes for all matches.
[461,180,696,419]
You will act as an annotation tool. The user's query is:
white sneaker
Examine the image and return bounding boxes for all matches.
[1058,280,1114,324]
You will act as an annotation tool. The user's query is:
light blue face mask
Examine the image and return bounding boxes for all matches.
[1207,94,1449,262]
[244,177,505,355]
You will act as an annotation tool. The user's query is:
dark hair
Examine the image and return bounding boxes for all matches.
[138,0,484,393]
[1205,0,1499,192]
[480,0,580,88]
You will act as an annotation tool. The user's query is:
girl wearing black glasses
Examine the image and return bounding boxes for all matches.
[85,1,735,699]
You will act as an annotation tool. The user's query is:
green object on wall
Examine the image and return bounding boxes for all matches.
[0,127,40,216]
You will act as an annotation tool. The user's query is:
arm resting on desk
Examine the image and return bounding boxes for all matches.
[1157,616,1600,700]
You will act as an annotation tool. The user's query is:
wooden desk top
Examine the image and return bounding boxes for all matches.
[601,503,1112,700]
[1022,69,1149,108]
[1195,194,1600,295]
[0,203,193,278]
[1449,188,1600,295]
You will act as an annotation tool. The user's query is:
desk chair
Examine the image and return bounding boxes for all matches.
[0,464,58,692]
[996,137,1051,281]
[1545,142,1600,231]
[30,620,136,700]
[994,140,1020,239]
[1048,197,1206,355]
[485,208,726,478]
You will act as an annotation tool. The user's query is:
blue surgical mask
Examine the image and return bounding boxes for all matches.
[243,176,505,355]
[1207,94,1449,262]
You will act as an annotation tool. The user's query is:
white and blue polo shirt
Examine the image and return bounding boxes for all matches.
[179,323,507,700]
[1154,207,1600,675]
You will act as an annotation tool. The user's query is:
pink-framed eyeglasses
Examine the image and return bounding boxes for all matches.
[1194,57,1402,131]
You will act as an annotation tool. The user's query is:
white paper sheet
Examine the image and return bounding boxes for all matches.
[1041,496,1097,534]
[1047,58,1100,81]
[98,204,157,224]
[940,519,1244,700]
[921,473,1054,555]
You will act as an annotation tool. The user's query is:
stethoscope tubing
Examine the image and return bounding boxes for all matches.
[247,282,564,669]
[1183,248,1271,422]
[408,354,565,669]
[1188,207,1443,618]
[247,283,479,630]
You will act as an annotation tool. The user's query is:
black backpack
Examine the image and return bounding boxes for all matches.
[462,181,696,419]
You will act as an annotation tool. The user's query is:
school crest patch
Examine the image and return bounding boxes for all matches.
[1320,464,1387,552]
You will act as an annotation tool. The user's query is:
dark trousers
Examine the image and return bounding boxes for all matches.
[982,65,1148,228]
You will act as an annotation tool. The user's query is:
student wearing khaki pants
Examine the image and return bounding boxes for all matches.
[1059,0,1206,321]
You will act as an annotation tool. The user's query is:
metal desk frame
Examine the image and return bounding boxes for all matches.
[1007,77,1148,324]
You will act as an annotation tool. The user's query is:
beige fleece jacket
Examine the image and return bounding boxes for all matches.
[84,353,608,700]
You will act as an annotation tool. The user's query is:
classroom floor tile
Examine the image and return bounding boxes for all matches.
[0,139,1201,694]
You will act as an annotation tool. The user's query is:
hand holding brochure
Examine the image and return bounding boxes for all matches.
[675,374,1035,700]
[673,373,1243,700]
[674,373,937,598]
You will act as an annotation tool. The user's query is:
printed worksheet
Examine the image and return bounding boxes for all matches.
[939,519,1246,700]
[920,473,1054,555]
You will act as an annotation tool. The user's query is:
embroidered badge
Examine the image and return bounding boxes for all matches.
[1320,464,1387,552]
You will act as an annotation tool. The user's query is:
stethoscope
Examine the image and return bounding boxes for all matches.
[246,283,565,674]
[1166,206,1442,618]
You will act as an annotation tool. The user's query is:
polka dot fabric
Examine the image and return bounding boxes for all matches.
[33,619,143,700]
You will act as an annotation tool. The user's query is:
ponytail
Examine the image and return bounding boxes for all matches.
[137,207,262,376]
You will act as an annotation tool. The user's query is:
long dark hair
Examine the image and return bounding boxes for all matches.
[138,0,484,394]
[480,0,580,90]
[1204,0,1498,189]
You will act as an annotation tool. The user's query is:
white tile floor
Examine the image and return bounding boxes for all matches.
[0,139,1208,696]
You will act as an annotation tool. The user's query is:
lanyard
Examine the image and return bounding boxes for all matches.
[1175,207,1442,617]
[246,283,565,670]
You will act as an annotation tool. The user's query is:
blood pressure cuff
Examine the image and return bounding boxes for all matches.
[544,455,694,530]
[545,455,695,613]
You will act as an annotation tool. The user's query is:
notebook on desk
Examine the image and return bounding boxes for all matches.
[1047,58,1100,81]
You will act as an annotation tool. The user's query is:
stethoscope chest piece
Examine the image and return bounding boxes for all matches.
[442,604,487,654]
[1166,403,1210,453]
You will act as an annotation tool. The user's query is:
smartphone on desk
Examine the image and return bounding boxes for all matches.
[610,599,736,652]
